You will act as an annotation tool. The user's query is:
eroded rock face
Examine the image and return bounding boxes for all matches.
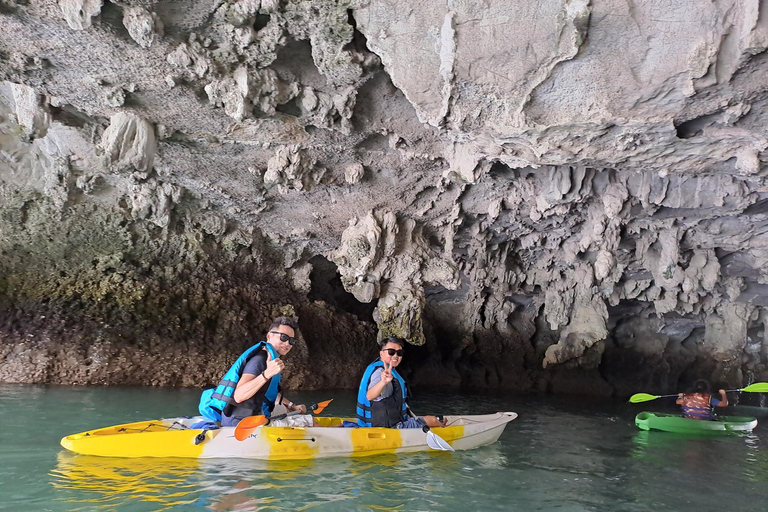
[331,209,459,345]
[123,6,163,49]
[100,112,157,175]
[1,1,768,394]
[59,0,103,31]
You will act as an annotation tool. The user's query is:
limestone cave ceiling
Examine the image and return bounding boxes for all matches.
[1,0,768,390]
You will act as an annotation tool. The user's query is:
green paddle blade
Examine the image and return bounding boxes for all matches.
[629,393,660,403]
[741,382,768,393]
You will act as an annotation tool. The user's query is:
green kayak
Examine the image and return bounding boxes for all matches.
[635,412,758,434]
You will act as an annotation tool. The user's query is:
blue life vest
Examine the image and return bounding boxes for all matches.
[198,342,281,421]
[356,359,407,427]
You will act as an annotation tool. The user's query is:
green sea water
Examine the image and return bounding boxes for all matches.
[0,384,767,511]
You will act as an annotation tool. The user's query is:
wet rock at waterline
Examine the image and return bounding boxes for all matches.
[2,1,768,395]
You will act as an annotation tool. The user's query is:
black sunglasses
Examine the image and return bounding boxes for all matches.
[382,348,403,356]
[270,331,298,346]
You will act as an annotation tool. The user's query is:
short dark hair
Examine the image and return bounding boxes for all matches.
[691,379,711,394]
[379,336,405,350]
[269,316,299,333]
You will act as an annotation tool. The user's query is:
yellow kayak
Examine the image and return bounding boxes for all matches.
[60,412,517,460]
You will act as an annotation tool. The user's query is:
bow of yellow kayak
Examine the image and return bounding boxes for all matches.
[60,412,517,460]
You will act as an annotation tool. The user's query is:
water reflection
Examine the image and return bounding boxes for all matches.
[741,433,768,483]
[630,429,768,485]
[50,447,503,512]
[51,453,202,511]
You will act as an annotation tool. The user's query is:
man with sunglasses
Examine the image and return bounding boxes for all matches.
[356,336,446,428]
[200,316,317,427]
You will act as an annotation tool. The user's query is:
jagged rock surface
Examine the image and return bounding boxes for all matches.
[1,0,768,394]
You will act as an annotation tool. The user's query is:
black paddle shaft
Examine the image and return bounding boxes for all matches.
[269,402,321,422]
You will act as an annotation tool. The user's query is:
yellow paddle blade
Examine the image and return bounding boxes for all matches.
[741,382,768,393]
[313,399,333,414]
[628,393,660,403]
[234,415,267,441]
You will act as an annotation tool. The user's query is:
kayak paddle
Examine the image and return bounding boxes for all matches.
[269,399,333,421]
[425,426,454,451]
[629,382,768,404]
[312,399,334,413]
[407,407,454,452]
[736,382,768,393]
[234,399,333,441]
[234,415,268,441]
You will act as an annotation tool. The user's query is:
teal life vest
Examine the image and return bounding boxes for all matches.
[356,359,407,427]
[198,341,281,422]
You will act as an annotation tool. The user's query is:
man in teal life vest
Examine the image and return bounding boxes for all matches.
[199,316,317,427]
[356,336,446,428]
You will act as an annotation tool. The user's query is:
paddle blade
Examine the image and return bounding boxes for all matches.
[426,431,454,451]
[312,399,333,414]
[234,415,267,441]
[741,382,768,393]
[628,393,660,404]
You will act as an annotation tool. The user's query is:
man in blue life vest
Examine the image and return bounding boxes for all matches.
[676,379,728,420]
[356,336,446,428]
[200,316,317,427]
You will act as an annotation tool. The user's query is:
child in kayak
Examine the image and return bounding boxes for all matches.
[676,379,728,420]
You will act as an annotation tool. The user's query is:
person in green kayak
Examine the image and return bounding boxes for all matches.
[356,336,447,428]
[676,379,728,420]
[199,316,318,427]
